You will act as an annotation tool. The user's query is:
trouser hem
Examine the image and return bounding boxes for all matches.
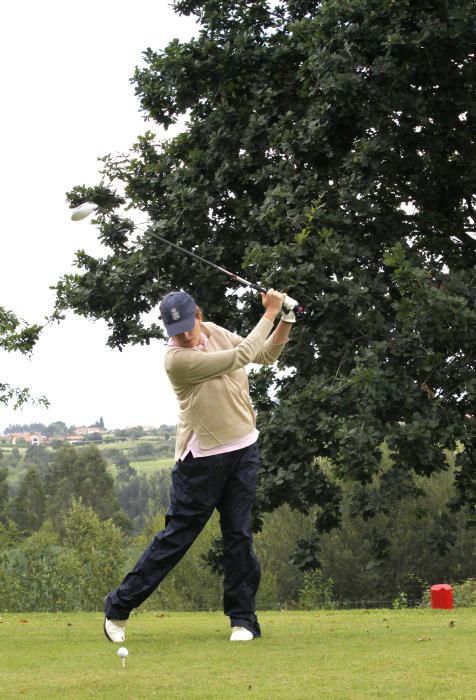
[230,615,261,637]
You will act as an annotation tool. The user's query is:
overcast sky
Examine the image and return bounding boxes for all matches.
[0,1,198,431]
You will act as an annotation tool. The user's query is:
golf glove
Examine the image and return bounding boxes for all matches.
[281,295,299,323]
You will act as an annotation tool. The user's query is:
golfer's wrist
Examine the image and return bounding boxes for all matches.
[263,310,279,321]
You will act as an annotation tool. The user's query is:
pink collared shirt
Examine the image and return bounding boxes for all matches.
[167,332,259,459]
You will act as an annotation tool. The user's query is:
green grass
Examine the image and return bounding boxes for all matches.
[98,439,141,451]
[0,445,27,454]
[98,437,174,451]
[1,609,475,699]
[130,458,174,474]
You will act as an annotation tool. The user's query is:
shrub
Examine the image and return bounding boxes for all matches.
[452,578,476,607]
[0,502,128,612]
[298,569,334,610]
[392,592,409,609]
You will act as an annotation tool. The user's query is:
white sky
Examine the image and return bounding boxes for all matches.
[0,1,198,431]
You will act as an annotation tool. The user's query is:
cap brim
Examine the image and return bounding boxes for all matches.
[164,315,196,337]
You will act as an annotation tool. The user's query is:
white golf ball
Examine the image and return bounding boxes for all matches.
[117,647,129,658]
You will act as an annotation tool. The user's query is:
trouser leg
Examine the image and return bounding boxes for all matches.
[105,456,214,620]
[217,442,261,637]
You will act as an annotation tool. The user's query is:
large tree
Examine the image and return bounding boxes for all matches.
[10,467,46,535]
[0,465,9,526]
[44,444,129,531]
[55,0,475,537]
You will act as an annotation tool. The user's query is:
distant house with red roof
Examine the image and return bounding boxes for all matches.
[9,433,45,446]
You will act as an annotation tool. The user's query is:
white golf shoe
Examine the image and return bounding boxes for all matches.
[104,617,126,643]
[230,626,254,642]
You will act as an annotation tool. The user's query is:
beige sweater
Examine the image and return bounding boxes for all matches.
[164,316,287,459]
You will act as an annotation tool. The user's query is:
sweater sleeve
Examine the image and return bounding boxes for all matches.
[217,324,287,365]
[252,335,288,365]
[165,316,274,385]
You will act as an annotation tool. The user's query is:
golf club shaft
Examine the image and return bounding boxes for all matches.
[71,202,305,312]
[147,228,301,313]
[148,227,281,299]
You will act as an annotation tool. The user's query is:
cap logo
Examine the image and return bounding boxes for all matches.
[170,307,181,321]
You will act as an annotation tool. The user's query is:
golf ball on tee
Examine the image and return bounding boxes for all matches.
[117,647,128,659]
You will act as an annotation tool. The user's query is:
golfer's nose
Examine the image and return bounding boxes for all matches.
[183,331,193,340]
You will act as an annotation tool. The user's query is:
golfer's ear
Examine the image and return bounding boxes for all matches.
[196,305,204,321]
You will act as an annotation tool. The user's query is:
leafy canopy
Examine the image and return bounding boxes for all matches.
[56,0,475,530]
[0,306,46,408]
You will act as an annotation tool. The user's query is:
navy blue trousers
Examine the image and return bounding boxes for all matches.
[105,442,261,637]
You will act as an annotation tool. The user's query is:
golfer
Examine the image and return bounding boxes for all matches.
[104,288,295,642]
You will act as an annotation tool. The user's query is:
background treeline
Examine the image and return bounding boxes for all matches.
[2,420,176,444]
[0,436,475,612]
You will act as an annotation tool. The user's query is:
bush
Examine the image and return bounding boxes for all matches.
[129,441,159,459]
[392,592,409,609]
[452,579,476,607]
[63,500,128,610]
[0,527,83,612]
[0,502,128,612]
[419,579,476,608]
[256,569,279,610]
[298,569,335,610]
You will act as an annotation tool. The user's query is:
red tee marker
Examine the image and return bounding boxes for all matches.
[431,584,453,609]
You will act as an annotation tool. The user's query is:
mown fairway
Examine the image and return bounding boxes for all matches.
[129,458,174,474]
[1,609,475,699]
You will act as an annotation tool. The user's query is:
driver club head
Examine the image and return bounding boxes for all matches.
[71,202,98,221]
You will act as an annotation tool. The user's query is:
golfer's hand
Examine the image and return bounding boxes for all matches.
[261,289,285,319]
[281,295,299,323]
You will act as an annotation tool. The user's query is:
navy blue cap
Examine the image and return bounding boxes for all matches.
[160,291,197,337]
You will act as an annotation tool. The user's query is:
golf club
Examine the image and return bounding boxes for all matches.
[70,202,303,314]
[71,202,99,221]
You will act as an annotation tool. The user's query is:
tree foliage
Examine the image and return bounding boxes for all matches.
[10,467,46,535]
[0,503,127,612]
[4,421,70,437]
[62,500,128,610]
[55,0,475,532]
[0,466,9,526]
[44,444,129,531]
[0,306,46,408]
